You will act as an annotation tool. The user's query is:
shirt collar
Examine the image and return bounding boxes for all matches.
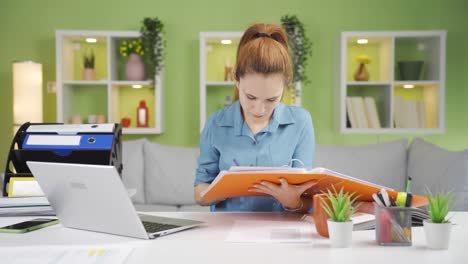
[219,100,296,135]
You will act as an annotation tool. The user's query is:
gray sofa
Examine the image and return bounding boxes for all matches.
[122,138,468,212]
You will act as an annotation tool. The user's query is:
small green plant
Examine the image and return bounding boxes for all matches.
[426,189,456,223]
[83,51,95,69]
[320,186,360,222]
[280,15,313,84]
[140,17,165,78]
[120,38,145,57]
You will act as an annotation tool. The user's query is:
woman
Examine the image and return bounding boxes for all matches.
[194,23,316,212]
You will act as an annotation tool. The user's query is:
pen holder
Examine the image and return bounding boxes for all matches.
[375,204,412,246]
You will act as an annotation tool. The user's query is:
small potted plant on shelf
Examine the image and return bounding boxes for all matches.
[423,189,456,249]
[140,17,165,81]
[120,38,146,81]
[280,15,312,107]
[320,186,359,248]
[82,50,96,81]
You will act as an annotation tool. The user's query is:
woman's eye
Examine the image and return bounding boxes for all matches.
[247,96,256,100]
[267,99,277,103]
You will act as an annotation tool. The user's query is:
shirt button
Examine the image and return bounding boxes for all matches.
[253,141,257,145]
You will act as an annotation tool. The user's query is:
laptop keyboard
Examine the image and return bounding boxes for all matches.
[142,221,181,233]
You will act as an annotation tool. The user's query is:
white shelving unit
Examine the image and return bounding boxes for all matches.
[338,30,446,134]
[56,30,164,134]
[199,32,243,131]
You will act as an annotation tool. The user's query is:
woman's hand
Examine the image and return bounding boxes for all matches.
[248,179,317,210]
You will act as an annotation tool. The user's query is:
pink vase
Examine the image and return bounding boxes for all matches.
[125,54,145,81]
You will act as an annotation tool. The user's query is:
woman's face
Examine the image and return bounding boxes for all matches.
[237,73,284,123]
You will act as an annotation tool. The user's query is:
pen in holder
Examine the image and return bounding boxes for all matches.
[375,203,412,246]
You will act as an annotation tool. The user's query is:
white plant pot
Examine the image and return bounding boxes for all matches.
[327,219,353,248]
[423,219,452,249]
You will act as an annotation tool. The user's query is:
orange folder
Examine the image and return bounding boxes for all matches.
[200,167,427,207]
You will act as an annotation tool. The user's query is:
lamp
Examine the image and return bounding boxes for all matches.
[13,61,43,133]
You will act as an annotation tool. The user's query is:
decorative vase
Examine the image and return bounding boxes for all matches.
[327,219,353,248]
[313,194,332,237]
[423,219,452,249]
[398,61,424,80]
[354,63,369,81]
[125,54,145,81]
[82,68,96,81]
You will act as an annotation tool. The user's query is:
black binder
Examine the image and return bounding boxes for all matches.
[3,122,122,196]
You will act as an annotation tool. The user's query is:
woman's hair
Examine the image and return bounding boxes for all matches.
[233,23,292,101]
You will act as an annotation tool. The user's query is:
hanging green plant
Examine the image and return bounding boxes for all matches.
[140,17,165,80]
[281,15,313,84]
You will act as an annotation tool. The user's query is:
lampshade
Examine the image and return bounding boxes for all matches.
[13,61,43,131]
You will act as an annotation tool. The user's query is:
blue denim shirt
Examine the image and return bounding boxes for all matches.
[194,100,315,212]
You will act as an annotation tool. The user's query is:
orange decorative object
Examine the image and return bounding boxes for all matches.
[313,194,332,238]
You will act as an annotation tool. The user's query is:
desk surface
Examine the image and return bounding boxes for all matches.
[1,212,467,264]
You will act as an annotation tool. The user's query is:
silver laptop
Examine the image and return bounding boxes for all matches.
[26,161,203,239]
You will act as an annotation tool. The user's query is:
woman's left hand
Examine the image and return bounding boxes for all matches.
[248,178,317,210]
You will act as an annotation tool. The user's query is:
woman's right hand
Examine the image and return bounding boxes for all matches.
[194,183,224,206]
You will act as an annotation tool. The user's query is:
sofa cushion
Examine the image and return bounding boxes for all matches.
[314,139,408,191]
[134,204,179,212]
[408,138,468,211]
[178,205,211,212]
[144,141,199,205]
[122,139,147,204]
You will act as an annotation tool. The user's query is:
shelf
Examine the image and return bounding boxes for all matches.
[341,128,444,134]
[63,80,108,85]
[200,32,243,131]
[206,81,235,86]
[346,81,391,86]
[339,31,446,134]
[110,80,153,86]
[56,30,165,134]
[394,80,440,86]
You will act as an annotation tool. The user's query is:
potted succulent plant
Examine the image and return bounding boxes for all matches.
[82,50,96,81]
[320,187,359,248]
[423,189,456,249]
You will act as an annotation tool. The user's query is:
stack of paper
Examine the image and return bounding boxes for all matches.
[0,196,54,216]
[351,212,376,231]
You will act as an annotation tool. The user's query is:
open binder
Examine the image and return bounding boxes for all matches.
[200,167,427,207]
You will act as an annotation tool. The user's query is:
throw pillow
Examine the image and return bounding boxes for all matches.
[408,138,468,211]
[144,141,199,205]
[122,139,147,204]
[314,139,408,191]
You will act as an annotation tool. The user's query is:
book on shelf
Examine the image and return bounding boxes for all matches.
[393,96,427,128]
[200,166,428,207]
[363,97,381,129]
[346,97,358,128]
[350,97,369,128]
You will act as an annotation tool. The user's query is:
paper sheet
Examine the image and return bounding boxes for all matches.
[225,220,314,243]
[0,245,134,264]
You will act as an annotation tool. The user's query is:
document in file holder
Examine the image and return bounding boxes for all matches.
[200,167,428,207]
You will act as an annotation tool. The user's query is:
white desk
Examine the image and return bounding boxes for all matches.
[1,212,467,263]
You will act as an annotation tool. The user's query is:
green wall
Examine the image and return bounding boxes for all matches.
[1,0,468,168]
